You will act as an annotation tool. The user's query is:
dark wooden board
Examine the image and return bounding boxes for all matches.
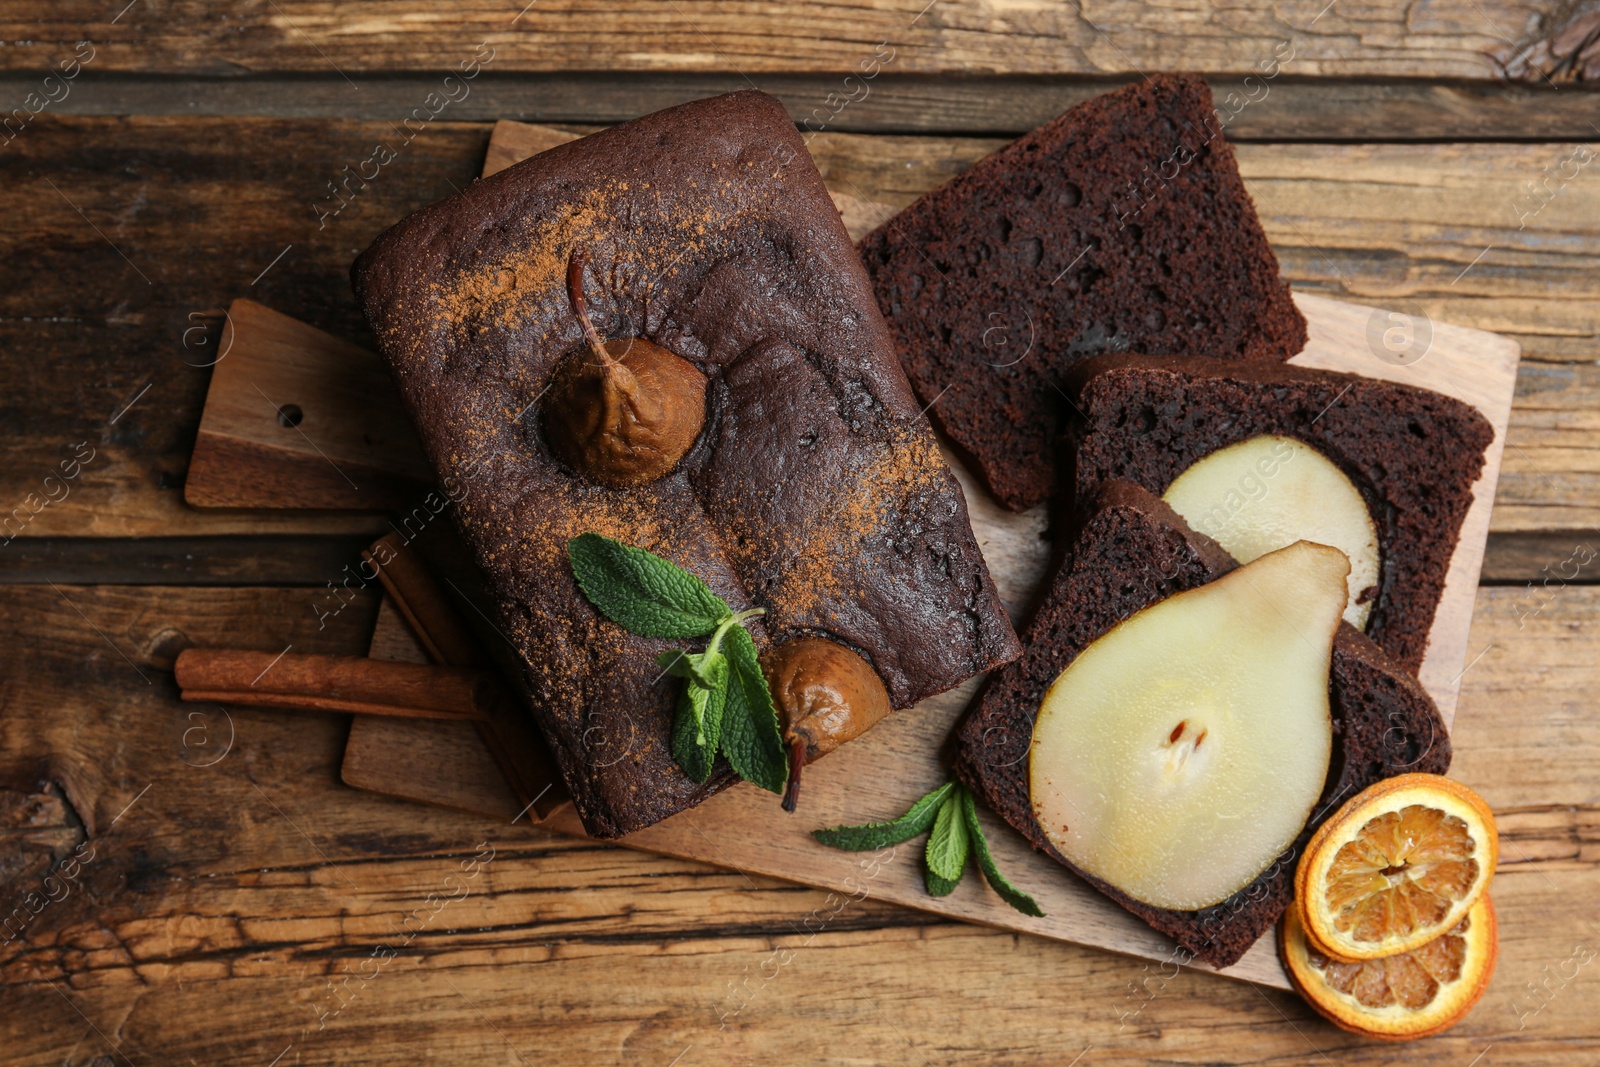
[1,530,1579,586]
[14,73,1600,140]
[0,534,371,585]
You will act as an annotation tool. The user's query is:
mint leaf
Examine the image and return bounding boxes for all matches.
[569,534,731,638]
[925,791,970,884]
[671,655,728,783]
[689,653,728,747]
[671,687,713,781]
[719,625,787,794]
[657,649,694,678]
[811,781,957,851]
[925,867,961,897]
[657,648,722,689]
[960,786,1044,917]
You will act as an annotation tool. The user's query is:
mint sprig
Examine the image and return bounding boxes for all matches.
[568,533,788,795]
[812,781,1043,917]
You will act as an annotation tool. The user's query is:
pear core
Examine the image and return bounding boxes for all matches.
[1028,541,1347,911]
[1161,434,1380,630]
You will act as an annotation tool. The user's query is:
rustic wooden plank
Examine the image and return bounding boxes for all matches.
[1,528,1571,586]
[0,583,1595,1065]
[0,115,490,540]
[13,72,1600,140]
[11,903,1598,1066]
[1481,530,1600,582]
[0,0,1583,80]
[0,534,371,584]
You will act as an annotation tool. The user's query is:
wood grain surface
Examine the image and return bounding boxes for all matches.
[2,581,1596,1065]
[16,72,1600,142]
[0,1,1583,80]
[2,11,1599,1064]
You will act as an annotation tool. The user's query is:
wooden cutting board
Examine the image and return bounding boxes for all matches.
[186,121,1521,988]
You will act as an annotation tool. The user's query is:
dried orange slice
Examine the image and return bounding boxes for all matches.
[1280,894,1497,1041]
[1296,773,1497,960]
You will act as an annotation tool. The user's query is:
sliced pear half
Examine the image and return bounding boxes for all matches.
[1162,434,1380,630]
[1029,541,1348,911]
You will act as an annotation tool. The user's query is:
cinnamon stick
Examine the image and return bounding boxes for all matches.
[364,532,570,819]
[175,649,494,722]
[364,532,482,667]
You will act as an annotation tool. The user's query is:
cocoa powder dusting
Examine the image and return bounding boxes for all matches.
[737,421,947,625]
[432,180,760,343]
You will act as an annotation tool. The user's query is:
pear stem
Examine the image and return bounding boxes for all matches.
[782,736,806,813]
[566,245,618,371]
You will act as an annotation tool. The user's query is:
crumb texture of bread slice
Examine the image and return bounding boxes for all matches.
[955,481,1450,968]
[1066,353,1494,672]
[859,74,1307,511]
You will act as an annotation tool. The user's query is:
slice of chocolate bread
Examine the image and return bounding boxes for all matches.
[954,482,1450,968]
[1065,353,1494,672]
[352,91,1021,838]
[858,74,1306,512]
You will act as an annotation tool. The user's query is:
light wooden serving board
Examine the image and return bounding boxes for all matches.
[186,121,1520,988]
[186,299,433,511]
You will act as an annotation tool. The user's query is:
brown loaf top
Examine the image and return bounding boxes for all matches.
[954,481,1450,968]
[351,90,1021,838]
[858,74,1307,512]
[1064,352,1493,672]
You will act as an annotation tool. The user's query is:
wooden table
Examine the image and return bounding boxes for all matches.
[3,4,1599,1064]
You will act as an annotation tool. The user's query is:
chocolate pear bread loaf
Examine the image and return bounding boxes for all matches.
[858,74,1307,512]
[352,90,1021,838]
[954,481,1450,968]
[1065,353,1494,672]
